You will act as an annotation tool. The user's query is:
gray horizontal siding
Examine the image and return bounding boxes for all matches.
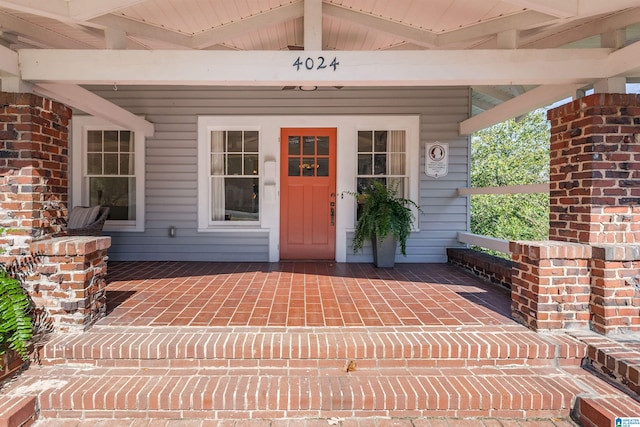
[85,86,469,262]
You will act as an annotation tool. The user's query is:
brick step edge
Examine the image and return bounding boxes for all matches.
[23,370,585,416]
[569,330,640,398]
[0,396,37,427]
[574,395,640,427]
[41,329,586,363]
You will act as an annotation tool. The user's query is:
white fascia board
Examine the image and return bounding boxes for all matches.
[0,43,19,76]
[504,0,640,18]
[33,83,154,137]
[459,84,584,135]
[18,48,614,87]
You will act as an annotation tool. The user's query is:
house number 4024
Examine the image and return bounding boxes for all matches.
[293,56,340,71]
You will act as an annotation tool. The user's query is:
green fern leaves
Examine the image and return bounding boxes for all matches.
[0,270,33,361]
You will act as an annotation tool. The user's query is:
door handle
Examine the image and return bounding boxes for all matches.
[330,206,335,226]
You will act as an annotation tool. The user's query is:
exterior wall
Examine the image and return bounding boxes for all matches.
[83,86,470,263]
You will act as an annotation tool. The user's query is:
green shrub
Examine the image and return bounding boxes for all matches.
[0,270,33,361]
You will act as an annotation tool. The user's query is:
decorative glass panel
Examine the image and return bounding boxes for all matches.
[288,158,300,176]
[317,158,329,176]
[303,136,315,155]
[288,136,300,155]
[317,137,329,155]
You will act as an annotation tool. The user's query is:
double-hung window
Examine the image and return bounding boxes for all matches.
[72,117,145,232]
[209,130,260,222]
[357,130,408,197]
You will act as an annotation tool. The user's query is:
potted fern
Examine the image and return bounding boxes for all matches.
[0,269,33,366]
[352,180,421,267]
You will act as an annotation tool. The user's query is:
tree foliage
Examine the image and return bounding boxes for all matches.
[471,109,550,249]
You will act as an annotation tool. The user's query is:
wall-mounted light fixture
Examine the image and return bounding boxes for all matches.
[168,226,176,237]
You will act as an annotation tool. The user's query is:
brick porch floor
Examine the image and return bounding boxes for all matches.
[101,262,512,328]
[4,262,640,426]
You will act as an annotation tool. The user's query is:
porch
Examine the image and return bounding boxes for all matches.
[100,261,511,328]
[0,261,637,426]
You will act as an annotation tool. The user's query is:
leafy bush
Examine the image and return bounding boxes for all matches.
[0,269,33,361]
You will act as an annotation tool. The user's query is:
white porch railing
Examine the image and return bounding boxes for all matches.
[457,183,550,255]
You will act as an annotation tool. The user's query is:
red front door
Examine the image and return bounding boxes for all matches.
[280,128,337,260]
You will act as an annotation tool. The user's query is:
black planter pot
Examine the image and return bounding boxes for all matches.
[372,234,397,268]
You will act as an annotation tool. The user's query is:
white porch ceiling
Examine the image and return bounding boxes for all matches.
[0,0,639,133]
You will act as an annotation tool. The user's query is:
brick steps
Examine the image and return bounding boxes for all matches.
[41,325,584,367]
[5,325,638,424]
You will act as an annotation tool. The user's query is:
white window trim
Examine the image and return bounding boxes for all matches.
[197,115,419,262]
[198,125,262,229]
[71,116,146,232]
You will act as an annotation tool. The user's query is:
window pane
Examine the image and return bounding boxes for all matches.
[211,131,225,153]
[227,131,242,152]
[225,178,259,221]
[244,131,259,152]
[244,154,259,175]
[104,131,119,152]
[374,154,387,175]
[104,154,119,175]
[288,158,300,176]
[317,158,329,176]
[119,131,132,152]
[211,153,224,175]
[87,131,102,152]
[374,131,387,152]
[358,131,372,153]
[302,158,315,176]
[303,136,315,155]
[119,154,131,175]
[227,154,242,175]
[89,177,135,220]
[317,136,329,155]
[358,154,372,175]
[87,153,102,175]
[288,136,300,155]
[388,153,405,175]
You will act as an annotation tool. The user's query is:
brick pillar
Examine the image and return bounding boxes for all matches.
[512,93,640,334]
[511,241,591,331]
[547,93,640,244]
[28,237,111,332]
[0,92,71,266]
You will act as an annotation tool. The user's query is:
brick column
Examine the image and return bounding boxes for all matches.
[547,93,640,244]
[511,241,591,331]
[0,92,71,265]
[512,93,640,334]
[28,237,111,332]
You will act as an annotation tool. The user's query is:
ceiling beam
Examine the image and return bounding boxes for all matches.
[521,8,640,48]
[503,0,640,18]
[192,1,304,49]
[304,0,322,50]
[17,48,616,86]
[33,83,154,137]
[0,11,93,49]
[90,15,192,48]
[0,0,146,21]
[437,10,555,47]
[460,84,584,135]
[323,3,437,48]
[606,39,640,77]
[0,41,18,76]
